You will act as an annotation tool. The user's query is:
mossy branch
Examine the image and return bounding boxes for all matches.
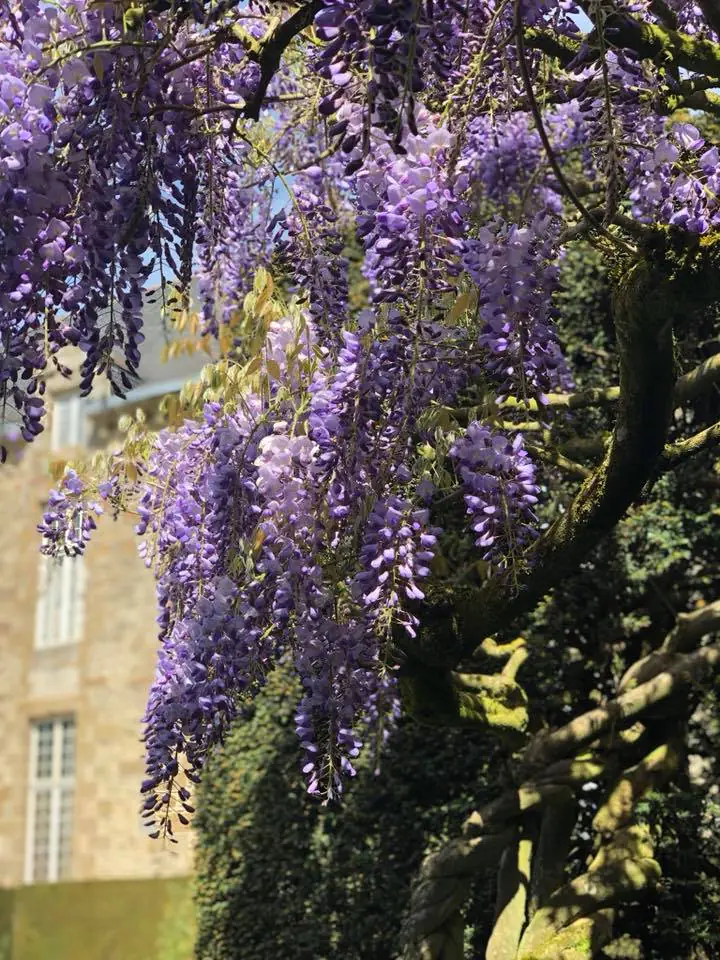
[497,352,720,413]
[591,741,683,836]
[661,419,720,470]
[402,604,719,960]
[528,794,578,916]
[516,826,660,959]
[399,664,529,743]
[400,830,515,959]
[526,14,720,78]
[522,643,720,771]
[486,827,536,960]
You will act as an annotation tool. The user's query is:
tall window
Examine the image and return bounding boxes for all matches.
[34,390,87,649]
[51,391,85,450]
[25,718,75,884]
[34,555,85,649]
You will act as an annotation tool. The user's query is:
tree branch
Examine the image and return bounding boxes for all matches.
[497,352,720,413]
[660,419,720,470]
[660,598,720,654]
[527,14,720,79]
[591,740,683,835]
[528,794,578,916]
[402,602,720,959]
[675,353,720,402]
[517,826,658,959]
[486,827,536,960]
[240,1,322,120]
[522,642,720,770]
[525,441,592,479]
[400,830,516,959]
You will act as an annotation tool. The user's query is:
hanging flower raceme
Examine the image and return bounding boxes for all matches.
[37,469,103,558]
[463,214,572,401]
[294,616,379,800]
[137,400,276,839]
[272,170,350,338]
[450,424,539,571]
[195,143,274,337]
[352,496,440,637]
[353,112,466,305]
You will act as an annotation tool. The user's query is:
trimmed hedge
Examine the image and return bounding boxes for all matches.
[193,666,502,960]
[1,877,193,960]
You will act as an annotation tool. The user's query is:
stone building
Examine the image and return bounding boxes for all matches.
[0,303,204,891]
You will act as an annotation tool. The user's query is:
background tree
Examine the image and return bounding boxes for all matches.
[1,1,720,958]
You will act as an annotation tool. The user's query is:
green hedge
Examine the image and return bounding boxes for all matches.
[0,889,12,960]
[194,666,502,960]
[1,877,193,960]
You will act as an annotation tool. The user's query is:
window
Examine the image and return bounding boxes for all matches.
[25,718,75,884]
[34,555,85,649]
[51,392,85,450]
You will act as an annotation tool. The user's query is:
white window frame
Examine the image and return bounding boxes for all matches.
[34,554,85,649]
[24,717,75,884]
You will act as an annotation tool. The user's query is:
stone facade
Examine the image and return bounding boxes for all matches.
[0,356,198,887]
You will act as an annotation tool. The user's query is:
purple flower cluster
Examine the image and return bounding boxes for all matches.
[353,112,465,304]
[458,106,588,215]
[450,424,539,570]
[134,304,460,815]
[0,1,294,443]
[273,172,349,337]
[353,496,439,637]
[196,144,274,336]
[37,469,103,558]
[137,400,278,837]
[294,617,378,800]
[463,214,572,401]
[629,123,720,233]
[308,328,362,524]
[314,0,455,148]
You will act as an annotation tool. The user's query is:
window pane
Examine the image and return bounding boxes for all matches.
[32,789,51,883]
[35,723,53,779]
[35,556,83,649]
[61,721,75,777]
[57,788,74,879]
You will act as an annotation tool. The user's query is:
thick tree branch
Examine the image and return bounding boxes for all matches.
[527,14,720,78]
[675,353,720,402]
[516,827,659,959]
[591,741,683,836]
[402,602,719,959]
[400,830,515,959]
[528,794,577,916]
[660,419,720,470]
[522,642,720,770]
[497,352,720,413]
[486,828,536,960]
[240,1,322,119]
[661,598,720,654]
